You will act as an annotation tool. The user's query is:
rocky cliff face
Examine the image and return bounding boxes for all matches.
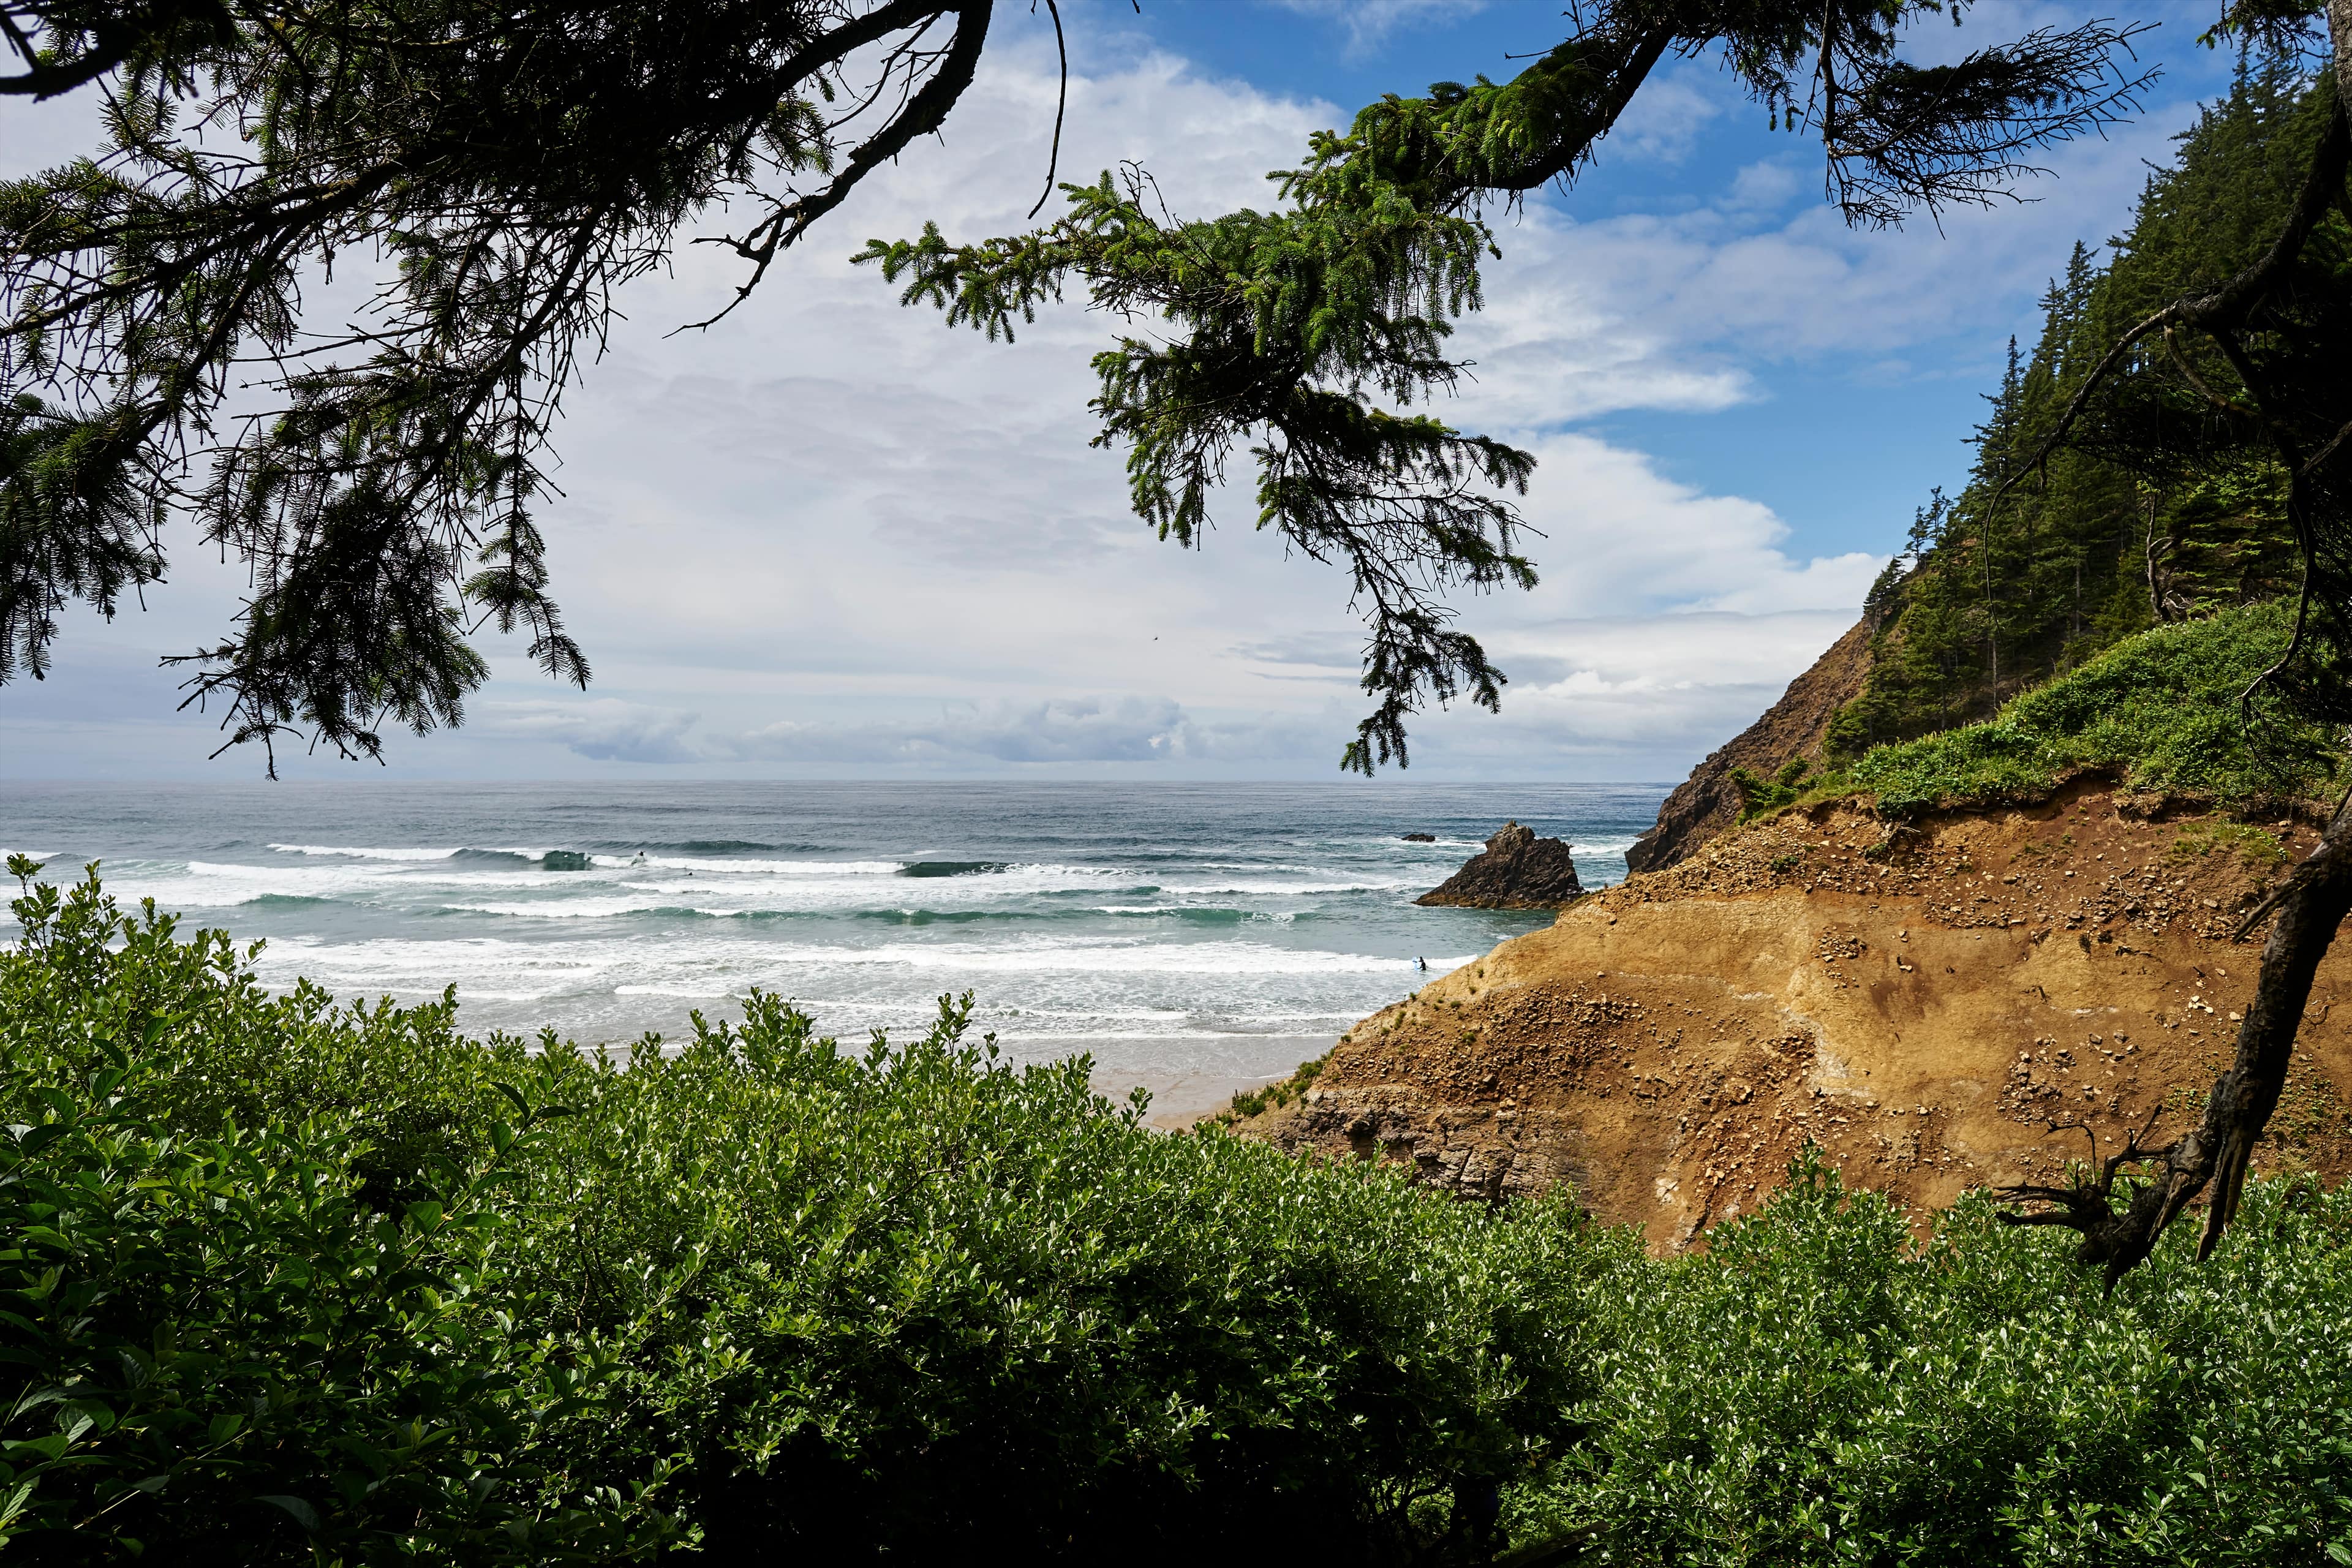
[1415,823,1583,908]
[1624,614,1876,873]
[1241,781,2352,1248]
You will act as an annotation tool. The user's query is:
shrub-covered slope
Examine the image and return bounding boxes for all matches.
[1787,599,2339,817]
[5,864,2352,1562]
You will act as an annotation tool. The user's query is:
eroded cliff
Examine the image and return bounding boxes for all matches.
[1240,780,2352,1248]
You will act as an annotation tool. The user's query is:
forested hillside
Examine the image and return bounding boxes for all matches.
[1827,56,2350,755]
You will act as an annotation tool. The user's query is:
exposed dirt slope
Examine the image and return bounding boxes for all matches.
[1240,780,2352,1249]
[1624,614,1875,872]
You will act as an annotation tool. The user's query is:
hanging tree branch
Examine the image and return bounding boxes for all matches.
[870,0,2154,770]
[2,0,1019,767]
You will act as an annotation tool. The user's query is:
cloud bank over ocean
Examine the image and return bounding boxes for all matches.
[0,7,2223,780]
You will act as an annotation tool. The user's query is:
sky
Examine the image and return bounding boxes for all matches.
[0,0,2251,783]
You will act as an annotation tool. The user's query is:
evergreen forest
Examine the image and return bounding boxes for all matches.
[1829,57,2351,755]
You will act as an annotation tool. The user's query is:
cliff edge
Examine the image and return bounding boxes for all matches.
[1238,781,2352,1248]
[1624,614,1875,872]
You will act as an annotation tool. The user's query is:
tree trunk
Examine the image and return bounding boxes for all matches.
[2335,0,2351,105]
[2000,37,2352,1278]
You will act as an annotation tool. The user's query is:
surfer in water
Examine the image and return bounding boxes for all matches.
[1415,956,1427,973]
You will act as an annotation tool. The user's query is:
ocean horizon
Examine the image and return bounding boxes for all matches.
[4,780,1670,1120]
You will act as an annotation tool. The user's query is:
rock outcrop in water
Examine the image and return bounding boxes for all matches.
[1414,823,1583,908]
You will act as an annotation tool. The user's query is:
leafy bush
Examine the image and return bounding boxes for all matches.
[1,870,689,1565]
[10,865,2352,1565]
[1730,757,1818,823]
[1848,600,2341,813]
[1519,1155,2352,1564]
[1,867,1613,1564]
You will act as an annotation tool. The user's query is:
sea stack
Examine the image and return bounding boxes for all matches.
[1414,822,1583,908]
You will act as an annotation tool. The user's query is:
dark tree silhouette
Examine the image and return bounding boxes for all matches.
[5,0,2150,769]
[2,0,1002,767]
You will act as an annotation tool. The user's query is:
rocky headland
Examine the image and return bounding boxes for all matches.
[1623,612,1875,872]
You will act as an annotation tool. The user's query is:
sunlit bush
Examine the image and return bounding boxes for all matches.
[1,865,1610,1563]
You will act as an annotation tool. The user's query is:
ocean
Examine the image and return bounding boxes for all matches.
[2,781,1667,1120]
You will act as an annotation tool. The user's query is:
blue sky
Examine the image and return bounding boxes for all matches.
[0,0,2249,781]
[1125,2,2223,550]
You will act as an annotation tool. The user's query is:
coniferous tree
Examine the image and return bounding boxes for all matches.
[1831,51,2340,750]
[1,0,1008,767]
[3,0,2157,770]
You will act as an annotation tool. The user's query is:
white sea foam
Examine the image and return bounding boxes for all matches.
[590,855,908,876]
[1150,879,1415,896]
[270,843,466,861]
[581,937,1455,976]
[21,783,1654,1066]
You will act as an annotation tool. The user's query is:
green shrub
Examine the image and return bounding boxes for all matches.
[1517,1153,2352,1564]
[1730,757,1818,823]
[1849,600,2341,813]
[1,867,1614,1564]
[0,990,687,1559]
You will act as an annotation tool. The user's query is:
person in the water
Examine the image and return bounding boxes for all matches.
[1415,956,1427,972]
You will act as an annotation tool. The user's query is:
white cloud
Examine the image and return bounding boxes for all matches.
[1263,0,1489,50]
[1604,64,1727,165]
[1725,157,1804,213]
[720,695,1323,766]
[479,699,703,763]
[0,18,2226,781]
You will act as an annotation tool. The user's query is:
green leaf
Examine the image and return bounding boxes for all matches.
[255,1495,322,1533]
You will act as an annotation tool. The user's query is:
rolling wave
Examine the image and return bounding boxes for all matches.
[270,843,464,861]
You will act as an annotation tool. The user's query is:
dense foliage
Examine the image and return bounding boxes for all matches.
[1836,597,2343,813]
[1527,1156,2352,1564]
[7,869,2352,1562]
[1830,58,2352,755]
[0,862,1610,1563]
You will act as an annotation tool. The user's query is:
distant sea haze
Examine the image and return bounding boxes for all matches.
[4,781,1668,1119]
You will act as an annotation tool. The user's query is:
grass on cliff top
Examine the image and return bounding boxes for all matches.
[1839,599,2341,815]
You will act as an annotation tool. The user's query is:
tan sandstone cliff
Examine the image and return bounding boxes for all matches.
[1238,779,2352,1249]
